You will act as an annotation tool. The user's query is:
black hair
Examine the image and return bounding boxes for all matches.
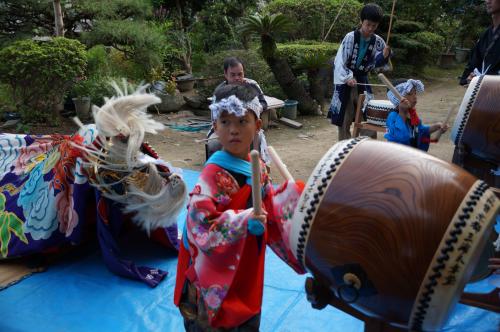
[223,57,245,71]
[214,83,258,104]
[360,3,383,23]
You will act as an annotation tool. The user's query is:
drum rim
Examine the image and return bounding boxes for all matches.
[409,180,499,331]
[367,99,395,108]
[451,75,483,145]
[290,137,368,268]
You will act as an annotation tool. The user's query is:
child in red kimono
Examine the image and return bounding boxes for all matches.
[174,84,305,331]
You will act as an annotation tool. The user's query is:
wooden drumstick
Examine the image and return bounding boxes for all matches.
[250,150,262,215]
[378,73,402,100]
[434,104,457,141]
[268,146,294,182]
[386,0,397,46]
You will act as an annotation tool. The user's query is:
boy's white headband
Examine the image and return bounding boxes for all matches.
[209,95,262,121]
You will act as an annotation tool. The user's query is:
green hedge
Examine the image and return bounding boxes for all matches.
[0,37,87,122]
[276,41,339,69]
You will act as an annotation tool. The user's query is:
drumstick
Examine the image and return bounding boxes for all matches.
[268,146,294,182]
[194,136,218,143]
[355,82,387,87]
[386,0,397,45]
[378,73,402,101]
[434,103,457,141]
[250,150,262,215]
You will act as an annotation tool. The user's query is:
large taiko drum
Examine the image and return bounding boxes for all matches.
[451,75,500,163]
[365,99,395,126]
[290,137,499,331]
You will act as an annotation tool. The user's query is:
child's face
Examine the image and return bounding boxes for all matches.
[405,88,417,108]
[360,20,379,38]
[214,110,262,159]
[224,64,245,84]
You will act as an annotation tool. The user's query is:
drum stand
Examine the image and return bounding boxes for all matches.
[353,94,388,138]
[305,277,406,332]
[305,276,500,331]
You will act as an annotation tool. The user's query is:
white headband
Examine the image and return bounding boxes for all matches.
[387,79,425,106]
[209,95,263,121]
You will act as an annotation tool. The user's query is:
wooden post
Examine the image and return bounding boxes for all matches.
[353,94,366,137]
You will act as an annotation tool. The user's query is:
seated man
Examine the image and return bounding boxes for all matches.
[206,57,270,165]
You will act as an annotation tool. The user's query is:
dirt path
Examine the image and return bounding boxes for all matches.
[151,75,466,182]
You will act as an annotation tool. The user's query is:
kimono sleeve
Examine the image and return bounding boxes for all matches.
[264,179,306,274]
[373,35,390,69]
[334,32,355,84]
[384,112,410,144]
[186,164,252,254]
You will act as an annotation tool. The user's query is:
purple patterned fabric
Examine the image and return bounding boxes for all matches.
[0,126,176,287]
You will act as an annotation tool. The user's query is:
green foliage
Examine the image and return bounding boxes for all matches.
[239,13,294,58]
[75,0,153,19]
[82,20,166,77]
[0,37,87,122]
[86,77,116,106]
[411,31,445,61]
[190,0,257,53]
[239,13,294,38]
[0,0,53,45]
[86,45,111,77]
[192,48,285,99]
[0,84,15,115]
[276,41,339,70]
[393,20,425,34]
[266,0,362,42]
[389,19,445,74]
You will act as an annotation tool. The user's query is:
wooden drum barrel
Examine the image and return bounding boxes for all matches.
[451,75,500,163]
[290,137,499,331]
[365,99,395,126]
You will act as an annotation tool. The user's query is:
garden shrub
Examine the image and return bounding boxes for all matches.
[0,37,87,123]
[86,45,111,77]
[411,31,445,63]
[276,40,339,70]
[82,20,166,78]
[392,20,425,34]
[266,0,361,43]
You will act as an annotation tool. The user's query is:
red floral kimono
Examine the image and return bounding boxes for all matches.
[174,153,305,329]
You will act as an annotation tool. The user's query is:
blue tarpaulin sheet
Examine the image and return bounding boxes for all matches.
[0,169,499,331]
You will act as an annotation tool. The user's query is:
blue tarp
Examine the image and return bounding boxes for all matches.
[0,169,499,331]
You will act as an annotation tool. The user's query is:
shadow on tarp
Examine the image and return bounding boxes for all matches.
[0,169,498,332]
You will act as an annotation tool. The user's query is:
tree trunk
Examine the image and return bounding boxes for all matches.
[308,69,324,111]
[52,0,64,37]
[261,36,317,115]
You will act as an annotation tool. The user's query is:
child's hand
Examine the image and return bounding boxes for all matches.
[346,78,357,87]
[440,123,449,133]
[398,97,411,112]
[467,72,476,84]
[248,211,267,236]
[383,45,391,59]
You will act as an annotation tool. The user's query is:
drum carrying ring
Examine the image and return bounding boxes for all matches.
[337,273,362,303]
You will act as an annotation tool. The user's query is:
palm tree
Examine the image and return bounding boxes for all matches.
[240,13,318,115]
[295,52,332,111]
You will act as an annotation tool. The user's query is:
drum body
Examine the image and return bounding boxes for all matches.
[290,138,499,331]
[451,75,500,163]
[365,99,395,126]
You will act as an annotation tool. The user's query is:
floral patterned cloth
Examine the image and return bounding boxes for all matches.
[174,156,305,328]
[0,125,178,287]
